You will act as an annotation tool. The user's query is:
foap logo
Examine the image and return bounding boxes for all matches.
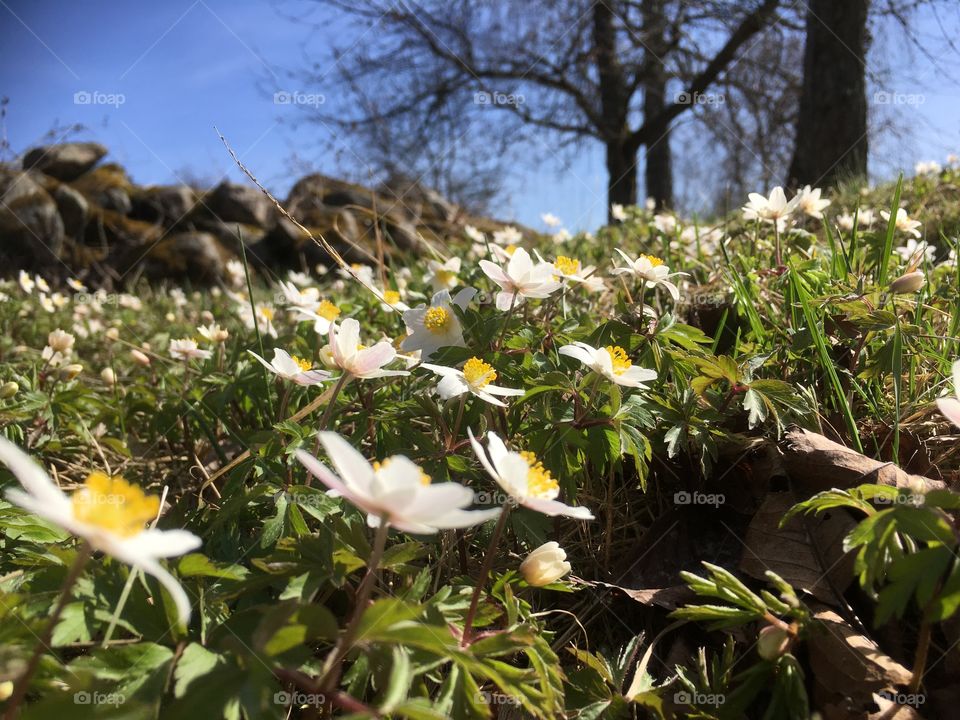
[674,690,725,707]
[675,91,724,107]
[474,490,515,507]
[674,491,725,508]
[878,690,925,707]
[874,91,925,106]
[476,690,521,706]
[73,90,125,108]
[874,492,925,506]
[274,90,326,107]
[474,90,525,107]
[74,691,125,707]
[274,690,326,707]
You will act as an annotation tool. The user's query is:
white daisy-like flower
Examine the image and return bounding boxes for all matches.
[742,186,799,232]
[0,438,201,624]
[248,348,332,385]
[467,430,593,519]
[558,341,658,388]
[296,432,499,534]
[225,259,246,288]
[493,226,522,245]
[287,270,312,286]
[915,161,942,176]
[328,318,409,379]
[611,204,627,222]
[541,212,561,228]
[35,275,50,293]
[424,258,461,292]
[479,247,561,311]
[653,214,677,235]
[894,238,935,263]
[420,357,525,407]
[67,278,87,292]
[795,185,831,219]
[881,208,922,239]
[611,249,686,301]
[197,323,229,344]
[296,299,342,335]
[552,228,572,245]
[401,288,475,359]
[169,338,212,362]
[538,253,603,293]
[18,270,34,294]
[464,225,485,244]
[377,287,409,313]
[238,303,279,338]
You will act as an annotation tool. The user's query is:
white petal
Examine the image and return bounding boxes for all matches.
[0,437,68,506]
[117,528,202,558]
[317,432,375,494]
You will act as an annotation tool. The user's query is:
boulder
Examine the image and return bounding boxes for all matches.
[72,164,134,214]
[131,184,198,224]
[143,232,226,282]
[53,183,89,237]
[206,181,272,227]
[0,168,65,267]
[22,142,107,181]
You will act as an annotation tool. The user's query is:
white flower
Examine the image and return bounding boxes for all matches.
[558,342,658,388]
[169,339,212,362]
[18,270,34,294]
[611,204,627,222]
[67,278,87,292]
[493,226,522,245]
[377,288,409,313]
[424,258,461,292]
[0,438,201,624]
[287,270,312,286]
[338,263,376,287]
[837,212,855,232]
[35,275,50,293]
[937,360,960,429]
[859,209,876,227]
[520,542,571,586]
[653,213,677,235]
[238,303,278,338]
[894,238,935,264]
[296,432,499,534]
[248,348,332,385]
[100,367,116,386]
[611,249,686,301]
[329,318,409,379]
[225,259,246,288]
[47,329,75,354]
[540,253,603,292]
[468,430,593,519]
[420,357,525,407]
[464,225,485,244]
[915,161,942,176]
[401,288,475,359]
[296,299,342,335]
[277,279,320,310]
[742,186,799,231]
[881,208,922,239]
[552,228,572,245]
[197,323,229,344]
[479,247,561,311]
[645,197,657,211]
[541,212,561,228]
[795,185,831,219]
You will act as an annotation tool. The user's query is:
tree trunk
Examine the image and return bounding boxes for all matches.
[787,0,869,189]
[606,141,639,211]
[642,0,673,210]
[593,0,638,220]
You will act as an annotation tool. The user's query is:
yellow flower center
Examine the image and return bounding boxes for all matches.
[605,345,632,375]
[71,472,160,537]
[639,254,664,268]
[317,300,340,321]
[504,244,517,256]
[259,307,275,321]
[554,256,581,276]
[435,269,456,286]
[462,357,497,388]
[423,306,451,333]
[292,355,312,372]
[519,451,559,500]
[383,290,401,305]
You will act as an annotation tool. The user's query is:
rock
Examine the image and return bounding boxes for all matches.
[144,232,226,282]
[131,185,197,224]
[0,168,65,267]
[53,184,89,237]
[85,208,163,248]
[206,181,272,227]
[197,219,270,265]
[72,164,134,214]
[22,142,108,181]
[286,174,376,221]
[380,175,460,224]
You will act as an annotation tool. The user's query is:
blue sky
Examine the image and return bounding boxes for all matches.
[1,0,958,232]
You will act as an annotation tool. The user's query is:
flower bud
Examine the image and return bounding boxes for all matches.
[58,364,83,381]
[0,381,19,399]
[0,680,13,701]
[100,367,116,386]
[47,328,75,354]
[889,270,925,294]
[520,541,571,587]
[757,625,791,661]
[130,349,151,366]
[105,327,120,341]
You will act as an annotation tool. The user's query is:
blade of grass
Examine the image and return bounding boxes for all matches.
[877,175,904,286]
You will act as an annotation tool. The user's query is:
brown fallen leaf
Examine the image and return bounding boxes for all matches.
[781,428,946,496]
[809,607,913,709]
[739,491,855,605]
[589,581,694,611]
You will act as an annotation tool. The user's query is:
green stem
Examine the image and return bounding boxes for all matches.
[318,518,390,692]
[4,543,92,720]
[461,505,510,646]
[448,395,467,449]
